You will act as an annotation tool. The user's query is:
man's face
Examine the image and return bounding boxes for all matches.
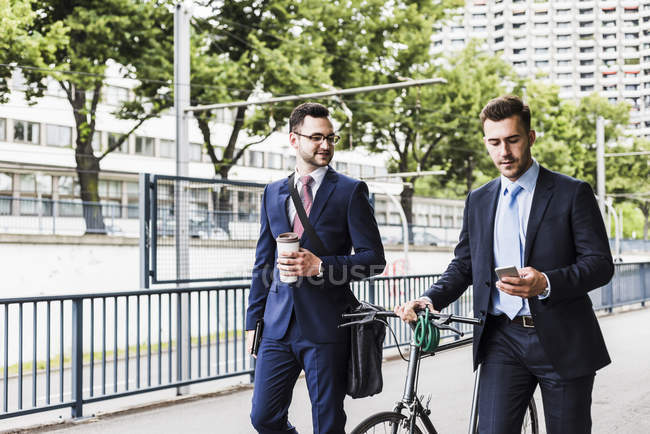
[289,116,335,170]
[483,115,535,182]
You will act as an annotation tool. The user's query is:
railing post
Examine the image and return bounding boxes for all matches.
[641,263,647,307]
[368,278,376,305]
[71,299,83,418]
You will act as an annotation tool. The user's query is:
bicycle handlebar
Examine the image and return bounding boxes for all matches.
[340,308,482,328]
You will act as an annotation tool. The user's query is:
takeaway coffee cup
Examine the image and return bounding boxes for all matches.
[277,232,300,283]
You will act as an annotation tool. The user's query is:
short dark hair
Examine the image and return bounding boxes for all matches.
[289,102,330,132]
[479,95,531,132]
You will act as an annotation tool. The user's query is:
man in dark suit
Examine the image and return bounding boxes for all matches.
[395,95,613,434]
[245,102,386,433]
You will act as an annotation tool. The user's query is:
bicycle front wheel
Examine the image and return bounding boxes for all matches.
[351,411,424,434]
[521,398,539,434]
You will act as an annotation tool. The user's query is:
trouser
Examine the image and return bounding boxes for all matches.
[250,314,349,434]
[478,315,595,434]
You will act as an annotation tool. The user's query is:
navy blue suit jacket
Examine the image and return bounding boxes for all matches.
[424,166,613,379]
[245,167,386,343]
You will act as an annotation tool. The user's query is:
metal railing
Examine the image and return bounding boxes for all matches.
[0,197,139,237]
[0,263,648,420]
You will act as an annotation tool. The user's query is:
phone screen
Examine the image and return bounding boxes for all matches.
[495,266,519,281]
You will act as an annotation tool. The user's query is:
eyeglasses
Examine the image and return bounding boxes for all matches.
[293,132,341,145]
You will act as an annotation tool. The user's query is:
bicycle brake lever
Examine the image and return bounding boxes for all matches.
[432,320,464,337]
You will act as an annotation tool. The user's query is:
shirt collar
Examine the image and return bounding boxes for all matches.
[294,165,328,186]
[500,159,539,195]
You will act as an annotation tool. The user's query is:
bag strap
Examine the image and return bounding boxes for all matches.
[288,173,328,257]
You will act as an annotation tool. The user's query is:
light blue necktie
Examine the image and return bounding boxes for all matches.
[495,183,523,319]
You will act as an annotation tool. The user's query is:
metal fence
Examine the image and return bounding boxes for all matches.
[0,197,139,237]
[0,263,647,420]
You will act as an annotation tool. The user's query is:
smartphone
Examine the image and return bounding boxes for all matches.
[495,265,520,281]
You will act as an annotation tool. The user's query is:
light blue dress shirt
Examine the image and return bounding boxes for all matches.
[490,159,550,317]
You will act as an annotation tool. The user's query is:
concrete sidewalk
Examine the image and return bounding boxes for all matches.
[19,307,650,433]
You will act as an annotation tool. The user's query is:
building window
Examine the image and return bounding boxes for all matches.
[557,33,570,40]
[267,153,282,169]
[534,47,549,54]
[472,13,487,19]
[190,143,202,162]
[624,20,639,27]
[159,139,175,158]
[580,85,594,92]
[495,36,504,43]
[557,72,572,79]
[13,120,40,144]
[579,8,592,14]
[513,48,526,55]
[557,47,571,54]
[603,33,616,40]
[579,21,593,28]
[625,58,641,65]
[99,180,122,218]
[625,84,640,90]
[336,161,348,173]
[513,61,527,68]
[603,46,617,53]
[535,10,548,16]
[494,11,503,18]
[625,33,640,39]
[580,72,594,78]
[126,181,139,218]
[580,60,594,66]
[556,8,571,15]
[556,21,571,28]
[108,133,127,153]
[580,33,594,40]
[494,23,504,31]
[361,165,375,178]
[46,124,72,147]
[135,136,155,156]
[602,20,616,27]
[285,155,296,169]
[248,150,264,168]
[535,60,549,67]
[603,85,617,91]
[557,60,571,66]
[608,97,618,103]
[0,118,5,141]
[472,26,487,32]
[349,164,361,178]
[512,22,526,29]
[0,172,11,215]
[451,38,465,47]
[579,46,594,53]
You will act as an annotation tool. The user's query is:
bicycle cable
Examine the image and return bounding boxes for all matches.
[413,309,440,353]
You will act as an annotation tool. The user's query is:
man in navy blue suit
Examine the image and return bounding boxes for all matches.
[245,102,386,433]
[396,95,613,434]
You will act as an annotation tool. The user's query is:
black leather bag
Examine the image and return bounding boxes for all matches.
[346,301,387,399]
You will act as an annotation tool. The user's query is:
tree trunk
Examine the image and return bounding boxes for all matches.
[69,86,106,234]
[400,182,414,244]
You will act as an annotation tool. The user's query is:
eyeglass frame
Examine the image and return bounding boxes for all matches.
[292,131,341,145]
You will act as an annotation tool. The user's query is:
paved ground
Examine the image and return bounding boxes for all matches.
[12,307,650,433]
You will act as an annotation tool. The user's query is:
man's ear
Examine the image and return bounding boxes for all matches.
[289,132,299,150]
[528,130,536,147]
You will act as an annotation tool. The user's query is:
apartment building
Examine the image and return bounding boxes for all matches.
[433,0,650,136]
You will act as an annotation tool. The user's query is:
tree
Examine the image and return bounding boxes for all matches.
[7,0,174,233]
[191,1,332,180]
[606,140,650,240]
[0,0,67,102]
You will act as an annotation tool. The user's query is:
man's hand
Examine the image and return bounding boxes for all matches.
[277,248,321,277]
[246,330,256,358]
[496,266,547,298]
[394,299,437,323]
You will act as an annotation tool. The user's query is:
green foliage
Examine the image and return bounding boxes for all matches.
[0,0,68,102]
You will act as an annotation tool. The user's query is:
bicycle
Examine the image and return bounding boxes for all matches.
[341,308,539,434]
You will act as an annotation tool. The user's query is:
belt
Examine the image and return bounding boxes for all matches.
[488,314,535,328]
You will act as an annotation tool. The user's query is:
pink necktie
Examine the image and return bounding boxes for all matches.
[292,175,314,237]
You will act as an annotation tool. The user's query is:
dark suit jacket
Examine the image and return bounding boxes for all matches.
[245,167,386,343]
[424,166,613,379]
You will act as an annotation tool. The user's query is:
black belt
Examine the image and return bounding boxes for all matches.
[488,314,535,328]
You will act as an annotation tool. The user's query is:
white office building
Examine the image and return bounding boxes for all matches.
[432,0,650,136]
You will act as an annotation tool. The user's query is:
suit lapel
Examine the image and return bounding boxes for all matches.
[277,175,292,233]
[307,167,337,231]
[481,179,501,271]
[524,166,555,265]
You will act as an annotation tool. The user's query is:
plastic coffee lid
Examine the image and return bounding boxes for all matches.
[277,232,299,243]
